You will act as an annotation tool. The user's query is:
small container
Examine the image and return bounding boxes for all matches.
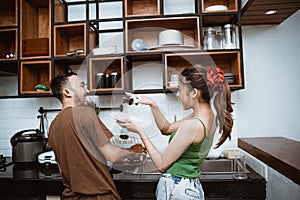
[203,27,217,50]
[96,73,106,89]
[233,153,247,179]
[216,31,223,49]
[110,72,119,88]
[105,73,110,88]
[222,24,237,49]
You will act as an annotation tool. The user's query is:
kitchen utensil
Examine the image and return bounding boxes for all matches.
[10,129,45,163]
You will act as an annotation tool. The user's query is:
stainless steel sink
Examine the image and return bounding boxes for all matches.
[113,158,249,180]
[200,159,233,174]
[133,158,247,174]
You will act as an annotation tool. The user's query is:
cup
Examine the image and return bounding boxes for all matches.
[233,153,247,179]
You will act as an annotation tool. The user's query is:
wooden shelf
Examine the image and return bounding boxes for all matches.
[20,0,51,58]
[20,61,51,94]
[0,0,18,27]
[54,23,97,57]
[126,16,200,53]
[54,0,66,23]
[0,29,17,61]
[89,57,124,92]
[126,54,164,91]
[165,51,242,89]
[125,0,160,17]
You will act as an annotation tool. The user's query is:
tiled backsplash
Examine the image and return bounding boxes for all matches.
[0,93,238,157]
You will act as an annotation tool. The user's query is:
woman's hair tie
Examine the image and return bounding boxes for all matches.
[206,67,225,92]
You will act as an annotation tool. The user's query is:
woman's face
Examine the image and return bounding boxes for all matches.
[176,82,193,110]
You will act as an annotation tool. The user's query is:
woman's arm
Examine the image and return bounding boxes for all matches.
[118,119,202,172]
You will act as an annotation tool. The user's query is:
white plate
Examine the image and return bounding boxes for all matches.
[205,5,228,11]
[111,112,142,123]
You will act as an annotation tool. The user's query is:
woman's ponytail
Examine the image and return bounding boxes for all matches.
[213,81,234,148]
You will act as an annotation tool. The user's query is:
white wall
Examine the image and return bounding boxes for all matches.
[237,10,300,200]
[237,10,300,141]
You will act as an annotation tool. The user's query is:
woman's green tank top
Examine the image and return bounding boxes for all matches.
[166,118,214,178]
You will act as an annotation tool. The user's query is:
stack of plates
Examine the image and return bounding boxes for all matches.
[224,73,235,84]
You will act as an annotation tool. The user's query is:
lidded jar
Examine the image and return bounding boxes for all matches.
[96,73,105,89]
[222,24,237,49]
[203,27,217,50]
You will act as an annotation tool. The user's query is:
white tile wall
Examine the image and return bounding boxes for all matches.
[0,93,239,157]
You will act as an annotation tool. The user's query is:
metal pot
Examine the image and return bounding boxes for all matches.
[10,129,44,163]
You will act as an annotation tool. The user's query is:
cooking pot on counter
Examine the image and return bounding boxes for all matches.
[10,129,45,163]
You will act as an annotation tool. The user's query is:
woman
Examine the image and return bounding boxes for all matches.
[118,65,233,200]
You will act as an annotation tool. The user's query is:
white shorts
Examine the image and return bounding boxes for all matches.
[156,173,205,200]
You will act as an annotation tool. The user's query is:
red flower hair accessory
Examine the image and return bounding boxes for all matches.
[206,67,225,92]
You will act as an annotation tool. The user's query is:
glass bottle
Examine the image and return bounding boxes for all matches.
[203,27,216,50]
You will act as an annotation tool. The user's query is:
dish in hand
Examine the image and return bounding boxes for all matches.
[111,112,142,123]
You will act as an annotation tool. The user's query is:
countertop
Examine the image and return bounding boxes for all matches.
[0,159,266,199]
[238,137,300,185]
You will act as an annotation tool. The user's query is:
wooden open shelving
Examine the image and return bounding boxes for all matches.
[0,0,18,27]
[20,61,52,94]
[126,16,201,53]
[125,0,160,17]
[0,29,17,61]
[20,0,51,59]
[89,57,124,92]
[165,51,242,89]
[54,23,97,57]
[0,0,244,97]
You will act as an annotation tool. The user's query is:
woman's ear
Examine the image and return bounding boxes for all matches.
[192,88,199,99]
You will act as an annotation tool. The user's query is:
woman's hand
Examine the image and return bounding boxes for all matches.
[117,119,143,135]
[136,95,156,107]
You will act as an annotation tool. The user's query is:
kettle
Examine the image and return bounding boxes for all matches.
[10,129,45,163]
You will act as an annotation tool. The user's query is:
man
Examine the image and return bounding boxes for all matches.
[49,72,144,200]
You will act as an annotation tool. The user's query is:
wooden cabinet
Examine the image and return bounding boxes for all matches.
[0,0,244,98]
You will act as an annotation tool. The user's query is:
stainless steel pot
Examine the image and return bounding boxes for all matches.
[10,129,44,163]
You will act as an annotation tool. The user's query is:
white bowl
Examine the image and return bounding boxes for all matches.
[158,29,183,46]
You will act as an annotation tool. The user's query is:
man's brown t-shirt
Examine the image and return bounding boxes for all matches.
[49,107,121,199]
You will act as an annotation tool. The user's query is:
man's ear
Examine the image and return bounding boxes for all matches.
[62,88,72,98]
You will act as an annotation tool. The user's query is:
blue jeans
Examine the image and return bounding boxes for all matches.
[156,173,205,200]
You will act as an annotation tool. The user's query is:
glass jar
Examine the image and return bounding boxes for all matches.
[216,31,223,49]
[203,27,216,50]
[222,24,237,49]
[110,72,119,88]
[96,73,105,89]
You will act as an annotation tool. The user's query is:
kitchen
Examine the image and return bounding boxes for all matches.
[0,0,300,199]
